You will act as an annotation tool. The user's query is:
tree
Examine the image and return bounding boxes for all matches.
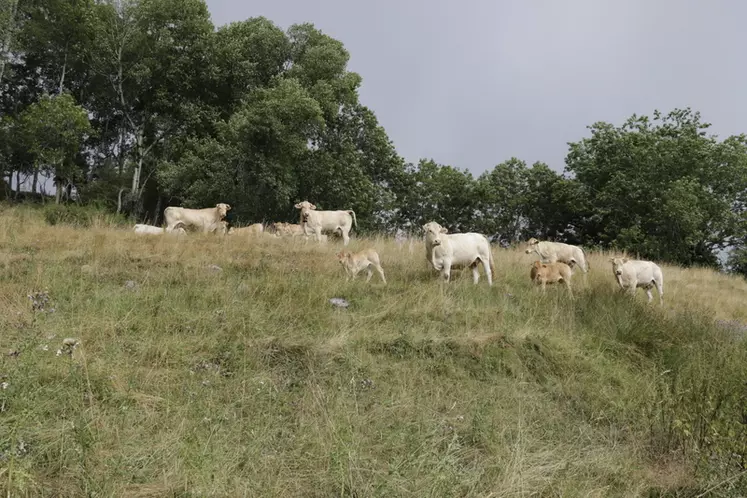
[87,0,214,214]
[0,0,19,88]
[13,0,94,95]
[394,159,477,232]
[474,158,529,243]
[159,78,324,222]
[16,93,91,202]
[159,21,405,230]
[564,108,747,267]
[212,17,290,116]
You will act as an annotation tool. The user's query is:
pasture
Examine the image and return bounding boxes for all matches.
[1,205,746,497]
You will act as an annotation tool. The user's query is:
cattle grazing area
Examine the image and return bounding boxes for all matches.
[1,206,746,497]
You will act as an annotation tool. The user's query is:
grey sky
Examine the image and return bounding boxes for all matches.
[205,0,747,176]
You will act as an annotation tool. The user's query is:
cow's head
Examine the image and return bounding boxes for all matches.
[423,221,447,245]
[335,251,350,264]
[525,237,539,254]
[609,257,628,276]
[171,222,187,235]
[302,211,310,223]
[294,201,316,211]
[530,260,544,280]
[170,221,188,233]
[216,203,231,218]
[212,220,228,235]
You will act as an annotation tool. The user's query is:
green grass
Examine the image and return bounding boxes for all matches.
[1,204,746,497]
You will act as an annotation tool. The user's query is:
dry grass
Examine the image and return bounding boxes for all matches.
[0,204,745,497]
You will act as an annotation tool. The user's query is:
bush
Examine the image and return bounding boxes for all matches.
[42,203,128,228]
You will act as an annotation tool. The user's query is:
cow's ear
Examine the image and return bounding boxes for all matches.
[440,227,448,234]
[310,203,317,210]
[622,258,628,263]
[608,257,615,262]
[294,203,301,209]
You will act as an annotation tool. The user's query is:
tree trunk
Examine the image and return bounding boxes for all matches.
[58,41,69,94]
[55,181,62,204]
[117,187,125,214]
[0,0,18,92]
[131,127,143,193]
[31,167,39,194]
[153,195,162,225]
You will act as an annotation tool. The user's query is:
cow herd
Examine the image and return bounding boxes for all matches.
[132,201,665,304]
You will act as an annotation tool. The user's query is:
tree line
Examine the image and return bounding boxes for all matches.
[0,0,745,274]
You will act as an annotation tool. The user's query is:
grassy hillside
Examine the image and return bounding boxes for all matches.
[1,205,746,497]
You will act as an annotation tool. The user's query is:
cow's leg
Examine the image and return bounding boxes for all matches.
[375,264,387,285]
[365,264,374,283]
[628,280,638,297]
[565,279,573,299]
[471,261,480,285]
[645,285,654,303]
[440,260,452,283]
[341,228,350,246]
[655,279,664,306]
[541,279,547,293]
[484,258,493,286]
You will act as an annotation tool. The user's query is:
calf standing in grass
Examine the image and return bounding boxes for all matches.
[530,260,574,298]
[336,249,387,284]
[525,238,589,274]
[609,257,664,305]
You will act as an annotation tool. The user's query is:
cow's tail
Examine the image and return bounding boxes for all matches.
[581,246,590,271]
[489,245,495,279]
[348,210,357,229]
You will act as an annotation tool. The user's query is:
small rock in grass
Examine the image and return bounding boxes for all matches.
[58,338,80,356]
[329,297,350,309]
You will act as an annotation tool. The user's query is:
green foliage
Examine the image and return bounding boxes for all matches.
[16,93,91,169]
[565,109,747,266]
[393,159,476,232]
[728,245,747,278]
[41,202,127,227]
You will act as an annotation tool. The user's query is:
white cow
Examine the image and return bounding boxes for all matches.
[228,223,264,236]
[423,221,494,285]
[271,222,305,238]
[163,203,231,233]
[525,238,589,273]
[609,257,664,305]
[209,220,229,235]
[133,223,186,235]
[294,201,357,246]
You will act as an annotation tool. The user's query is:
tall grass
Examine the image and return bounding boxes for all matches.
[1,204,745,497]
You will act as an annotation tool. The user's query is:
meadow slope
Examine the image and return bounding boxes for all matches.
[1,205,746,497]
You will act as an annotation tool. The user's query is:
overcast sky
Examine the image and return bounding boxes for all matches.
[205,0,746,176]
